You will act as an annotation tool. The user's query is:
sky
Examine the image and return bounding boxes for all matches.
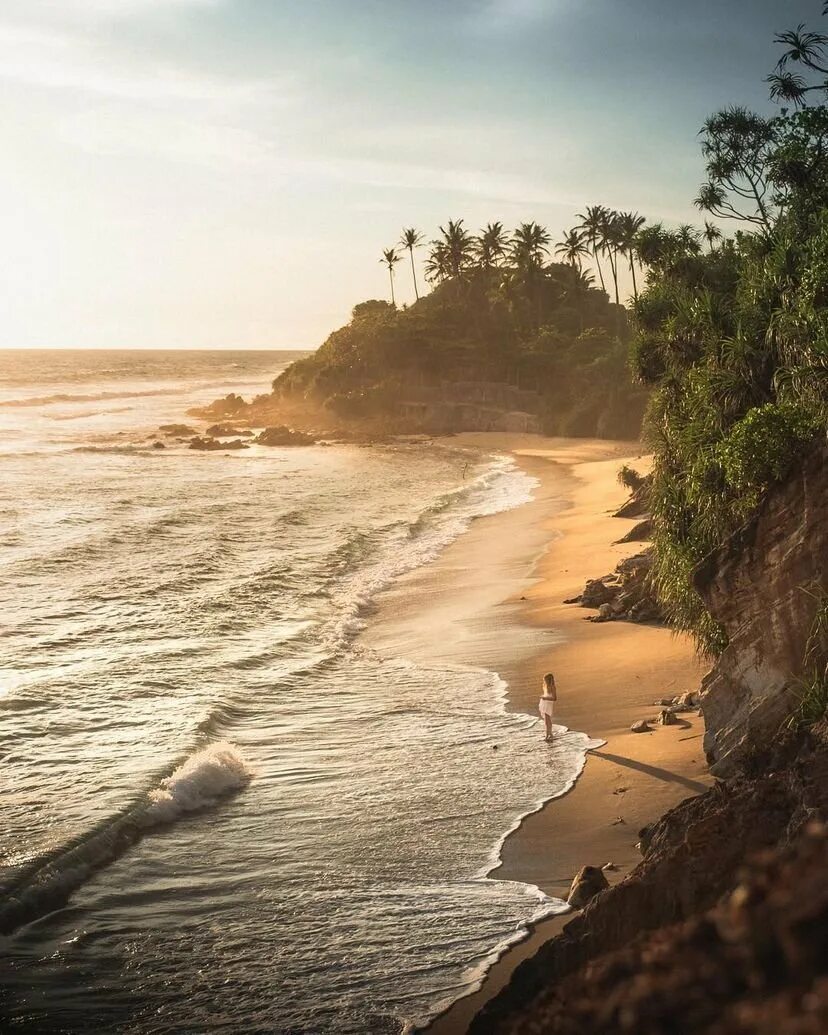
[0,0,822,349]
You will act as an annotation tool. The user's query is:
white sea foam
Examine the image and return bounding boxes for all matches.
[144,742,253,824]
[327,454,538,650]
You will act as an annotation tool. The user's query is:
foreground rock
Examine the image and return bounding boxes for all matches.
[566,549,663,624]
[469,720,828,1034]
[255,425,316,446]
[695,438,828,777]
[566,866,609,909]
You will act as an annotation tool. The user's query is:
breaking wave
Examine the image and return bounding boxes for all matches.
[0,743,252,936]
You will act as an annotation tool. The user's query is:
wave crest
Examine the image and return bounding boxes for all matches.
[144,742,253,824]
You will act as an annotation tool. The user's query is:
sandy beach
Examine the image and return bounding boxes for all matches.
[365,434,710,1034]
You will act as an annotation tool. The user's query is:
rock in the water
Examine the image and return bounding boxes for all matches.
[659,708,677,726]
[205,424,253,438]
[255,425,316,447]
[151,441,166,450]
[631,719,652,733]
[188,436,249,451]
[567,865,609,909]
[158,423,196,436]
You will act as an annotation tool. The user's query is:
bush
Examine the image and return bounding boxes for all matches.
[718,402,820,496]
[617,464,644,491]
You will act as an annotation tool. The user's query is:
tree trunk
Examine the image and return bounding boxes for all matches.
[409,249,419,300]
[593,247,606,293]
[629,254,638,302]
[389,267,396,307]
[608,248,619,305]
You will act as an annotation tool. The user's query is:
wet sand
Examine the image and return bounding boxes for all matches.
[365,434,710,1035]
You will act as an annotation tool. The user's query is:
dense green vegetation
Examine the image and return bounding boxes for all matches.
[275,216,648,438]
[634,10,828,652]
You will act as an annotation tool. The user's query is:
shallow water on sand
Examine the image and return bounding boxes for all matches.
[0,350,595,1033]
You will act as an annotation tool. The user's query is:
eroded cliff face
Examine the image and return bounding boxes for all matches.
[694,437,828,777]
[469,721,828,1034]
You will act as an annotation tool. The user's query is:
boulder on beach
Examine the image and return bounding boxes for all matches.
[205,424,253,438]
[255,425,316,447]
[567,865,610,909]
[188,436,249,451]
[659,708,678,726]
[631,719,652,733]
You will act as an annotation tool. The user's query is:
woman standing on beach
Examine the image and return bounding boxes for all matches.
[539,672,557,742]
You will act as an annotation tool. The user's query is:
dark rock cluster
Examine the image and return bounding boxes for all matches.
[565,550,663,624]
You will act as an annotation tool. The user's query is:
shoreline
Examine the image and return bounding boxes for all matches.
[365,434,710,1034]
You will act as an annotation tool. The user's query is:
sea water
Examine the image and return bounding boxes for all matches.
[0,350,597,1033]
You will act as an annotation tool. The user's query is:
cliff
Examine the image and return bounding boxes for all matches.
[695,437,828,776]
[469,719,828,1034]
[466,443,828,1033]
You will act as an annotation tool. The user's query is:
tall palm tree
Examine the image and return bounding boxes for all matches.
[617,211,646,301]
[554,228,590,270]
[476,221,509,270]
[598,210,623,305]
[576,205,609,294]
[380,247,402,306]
[703,220,723,252]
[399,227,424,300]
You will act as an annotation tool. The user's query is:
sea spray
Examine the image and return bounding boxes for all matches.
[144,742,253,824]
[0,743,252,936]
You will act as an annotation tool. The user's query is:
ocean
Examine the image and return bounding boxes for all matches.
[0,350,596,1033]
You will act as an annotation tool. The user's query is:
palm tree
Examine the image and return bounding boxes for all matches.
[598,210,623,305]
[636,223,670,270]
[576,205,609,294]
[399,227,424,300]
[617,212,646,301]
[476,222,509,270]
[703,220,723,252]
[424,241,449,284]
[380,247,402,306]
[554,228,590,270]
[434,219,476,280]
[510,221,550,273]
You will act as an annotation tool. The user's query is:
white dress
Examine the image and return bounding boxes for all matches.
[538,696,556,719]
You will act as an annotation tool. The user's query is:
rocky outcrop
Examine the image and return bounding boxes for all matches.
[469,720,828,1034]
[476,821,828,1035]
[694,438,828,777]
[255,426,316,446]
[158,423,196,436]
[613,475,652,518]
[188,436,249,451]
[205,424,253,438]
[566,550,663,624]
[615,517,652,543]
[566,866,608,909]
